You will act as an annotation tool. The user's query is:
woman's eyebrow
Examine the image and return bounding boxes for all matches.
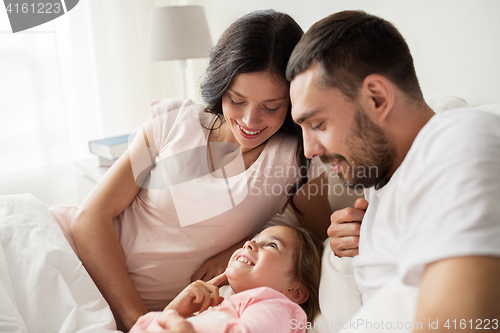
[228,89,287,102]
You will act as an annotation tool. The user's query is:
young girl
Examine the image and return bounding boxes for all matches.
[130,226,323,333]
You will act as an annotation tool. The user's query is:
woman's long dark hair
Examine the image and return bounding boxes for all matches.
[201,10,309,211]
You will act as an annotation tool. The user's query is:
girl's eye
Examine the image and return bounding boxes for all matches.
[312,121,324,131]
[230,97,244,106]
[268,243,278,249]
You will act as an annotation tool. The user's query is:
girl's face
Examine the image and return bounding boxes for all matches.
[221,71,290,153]
[226,226,299,294]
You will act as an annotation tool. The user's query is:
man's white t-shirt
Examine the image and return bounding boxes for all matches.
[352,108,500,304]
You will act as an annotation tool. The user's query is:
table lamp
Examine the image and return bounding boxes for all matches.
[148,6,212,99]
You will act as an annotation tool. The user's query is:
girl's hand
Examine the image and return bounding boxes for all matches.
[165,272,227,317]
[157,311,196,333]
[131,310,195,333]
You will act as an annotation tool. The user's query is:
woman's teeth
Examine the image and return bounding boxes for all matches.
[236,256,254,266]
[239,125,262,135]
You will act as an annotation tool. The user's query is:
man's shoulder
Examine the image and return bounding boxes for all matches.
[412,108,500,154]
[394,107,500,189]
[424,107,500,137]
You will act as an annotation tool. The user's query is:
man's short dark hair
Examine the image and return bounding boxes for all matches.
[286,10,424,101]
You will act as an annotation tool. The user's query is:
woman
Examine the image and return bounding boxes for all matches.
[50,9,322,331]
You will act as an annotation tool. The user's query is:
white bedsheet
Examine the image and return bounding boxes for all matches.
[0,194,119,333]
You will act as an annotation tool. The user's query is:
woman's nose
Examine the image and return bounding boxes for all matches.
[241,106,262,129]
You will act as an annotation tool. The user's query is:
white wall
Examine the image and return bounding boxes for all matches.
[2,0,497,206]
[85,0,500,139]
[181,0,500,107]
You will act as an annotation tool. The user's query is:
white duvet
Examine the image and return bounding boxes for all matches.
[0,194,119,333]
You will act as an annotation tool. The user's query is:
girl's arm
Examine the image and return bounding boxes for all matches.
[130,310,196,333]
[204,294,308,333]
[71,120,156,330]
[166,272,226,317]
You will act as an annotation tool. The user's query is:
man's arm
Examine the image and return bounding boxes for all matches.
[292,171,332,241]
[415,256,500,332]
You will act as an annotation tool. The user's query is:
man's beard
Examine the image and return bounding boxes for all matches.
[321,106,396,190]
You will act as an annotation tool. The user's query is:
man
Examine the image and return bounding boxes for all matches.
[287,10,500,330]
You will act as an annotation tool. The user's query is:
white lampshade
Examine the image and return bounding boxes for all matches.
[148,6,212,61]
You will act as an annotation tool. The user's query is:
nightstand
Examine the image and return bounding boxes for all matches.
[75,158,109,183]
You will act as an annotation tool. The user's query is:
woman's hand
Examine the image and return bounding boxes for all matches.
[192,238,249,282]
[165,272,227,317]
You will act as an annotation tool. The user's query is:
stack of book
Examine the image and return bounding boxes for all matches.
[88,133,136,167]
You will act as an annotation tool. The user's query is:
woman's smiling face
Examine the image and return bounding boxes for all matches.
[221,71,290,153]
[226,226,298,294]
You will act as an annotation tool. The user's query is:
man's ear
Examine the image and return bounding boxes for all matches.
[285,284,309,305]
[359,74,394,122]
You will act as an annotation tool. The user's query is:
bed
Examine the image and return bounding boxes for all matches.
[1,97,499,333]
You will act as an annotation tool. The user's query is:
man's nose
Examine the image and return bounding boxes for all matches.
[303,131,323,159]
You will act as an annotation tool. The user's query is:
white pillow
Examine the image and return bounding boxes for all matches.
[308,240,362,333]
[473,104,500,117]
[425,94,468,113]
